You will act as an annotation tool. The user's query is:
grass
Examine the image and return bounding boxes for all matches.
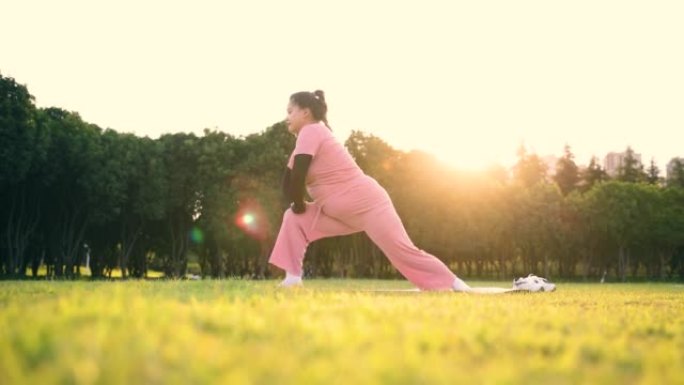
[24,266,165,279]
[0,279,682,385]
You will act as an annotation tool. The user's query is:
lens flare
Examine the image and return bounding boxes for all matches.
[190,227,204,244]
[233,198,270,241]
[243,213,255,225]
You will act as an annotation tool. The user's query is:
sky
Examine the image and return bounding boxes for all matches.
[2,0,683,171]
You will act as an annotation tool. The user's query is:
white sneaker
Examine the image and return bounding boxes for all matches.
[452,277,472,292]
[513,274,556,292]
[278,274,303,288]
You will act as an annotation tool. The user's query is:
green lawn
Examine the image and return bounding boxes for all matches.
[1,280,682,385]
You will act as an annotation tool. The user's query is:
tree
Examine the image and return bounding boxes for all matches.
[193,129,243,278]
[512,145,547,188]
[156,133,200,278]
[667,159,684,188]
[579,156,607,192]
[0,74,48,277]
[553,144,580,195]
[616,146,645,183]
[510,183,563,277]
[646,158,661,185]
[345,130,402,189]
[584,182,648,281]
[85,131,167,279]
[37,108,102,278]
[83,130,130,277]
[0,74,38,187]
[659,188,684,278]
[228,122,297,278]
[638,186,684,279]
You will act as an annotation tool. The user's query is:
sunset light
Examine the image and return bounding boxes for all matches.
[2,1,681,171]
[2,3,684,383]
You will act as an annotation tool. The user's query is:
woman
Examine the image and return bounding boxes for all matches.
[268,90,471,291]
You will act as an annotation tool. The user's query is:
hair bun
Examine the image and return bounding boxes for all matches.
[313,90,326,103]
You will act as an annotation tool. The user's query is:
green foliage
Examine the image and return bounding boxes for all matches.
[646,158,661,185]
[1,280,683,385]
[667,159,684,188]
[616,146,646,183]
[37,108,103,278]
[0,73,37,187]
[0,74,47,277]
[513,145,548,188]
[553,144,580,195]
[2,75,684,281]
[580,156,608,192]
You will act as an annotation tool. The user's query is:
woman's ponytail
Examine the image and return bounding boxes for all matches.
[290,90,331,130]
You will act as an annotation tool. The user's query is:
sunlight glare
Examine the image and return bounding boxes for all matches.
[242,213,255,225]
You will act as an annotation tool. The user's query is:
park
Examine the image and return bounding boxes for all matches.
[3,1,684,383]
[2,73,684,384]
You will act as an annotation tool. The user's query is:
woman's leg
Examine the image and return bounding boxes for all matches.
[320,177,464,291]
[363,202,458,291]
[268,202,361,278]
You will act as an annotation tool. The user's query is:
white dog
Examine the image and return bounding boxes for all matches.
[513,274,556,292]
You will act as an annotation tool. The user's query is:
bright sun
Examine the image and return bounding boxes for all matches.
[423,140,517,172]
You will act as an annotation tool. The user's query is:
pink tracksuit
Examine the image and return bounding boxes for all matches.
[268,123,456,290]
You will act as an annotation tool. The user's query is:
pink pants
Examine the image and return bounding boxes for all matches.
[268,176,456,291]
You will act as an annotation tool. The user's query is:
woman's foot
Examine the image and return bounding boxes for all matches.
[278,272,303,288]
[452,276,471,292]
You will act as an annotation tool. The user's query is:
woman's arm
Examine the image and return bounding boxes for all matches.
[289,154,313,214]
[281,167,292,203]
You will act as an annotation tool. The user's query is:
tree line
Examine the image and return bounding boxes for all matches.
[2,73,684,281]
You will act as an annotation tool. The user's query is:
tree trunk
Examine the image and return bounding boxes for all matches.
[165,212,190,278]
[618,246,627,282]
[119,219,142,279]
[543,254,550,278]
[3,187,41,277]
[659,251,669,280]
[60,208,88,280]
